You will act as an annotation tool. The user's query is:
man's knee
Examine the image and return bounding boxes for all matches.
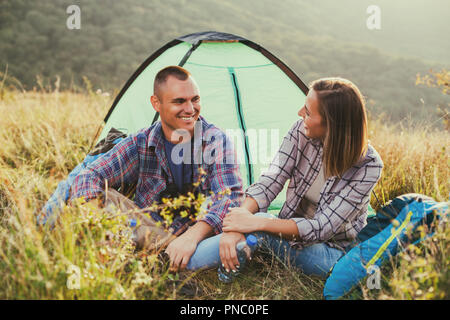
[185,233,222,271]
[254,211,276,219]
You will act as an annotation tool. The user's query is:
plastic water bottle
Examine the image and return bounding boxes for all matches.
[128,218,137,242]
[218,235,258,283]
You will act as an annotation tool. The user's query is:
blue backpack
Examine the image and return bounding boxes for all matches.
[323,193,449,300]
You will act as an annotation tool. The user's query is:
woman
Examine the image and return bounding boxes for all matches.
[186,77,383,278]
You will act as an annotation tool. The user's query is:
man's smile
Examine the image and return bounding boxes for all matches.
[177,112,198,122]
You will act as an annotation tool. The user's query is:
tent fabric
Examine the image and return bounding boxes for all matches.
[176,31,247,44]
[41,31,380,224]
[323,194,449,300]
[96,31,309,210]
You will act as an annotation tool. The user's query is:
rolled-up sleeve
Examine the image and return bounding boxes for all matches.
[200,134,243,234]
[70,135,140,203]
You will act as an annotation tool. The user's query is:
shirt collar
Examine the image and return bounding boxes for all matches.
[309,137,323,147]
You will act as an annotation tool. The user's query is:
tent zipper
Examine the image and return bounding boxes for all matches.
[228,67,254,186]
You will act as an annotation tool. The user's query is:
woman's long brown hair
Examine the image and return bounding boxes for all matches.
[310,78,368,178]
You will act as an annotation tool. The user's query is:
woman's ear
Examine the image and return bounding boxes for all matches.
[150,95,161,113]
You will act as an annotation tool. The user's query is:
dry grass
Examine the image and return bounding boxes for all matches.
[0,89,448,300]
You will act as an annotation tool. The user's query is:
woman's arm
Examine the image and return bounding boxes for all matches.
[259,216,299,240]
[223,204,300,240]
[292,158,383,245]
[221,195,298,271]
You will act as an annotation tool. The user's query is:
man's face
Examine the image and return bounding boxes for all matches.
[151,76,201,141]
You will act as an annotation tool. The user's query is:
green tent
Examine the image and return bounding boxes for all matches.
[95,31,309,211]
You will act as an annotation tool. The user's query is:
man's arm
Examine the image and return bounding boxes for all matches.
[220,195,259,272]
[241,195,259,213]
[165,221,213,271]
[166,132,244,271]
[70,135,140,203]
[199,133,244,234]
[166,131,243,270]
[198,133,247,272]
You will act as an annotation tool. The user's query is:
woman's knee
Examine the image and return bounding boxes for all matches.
[293,243,344,278]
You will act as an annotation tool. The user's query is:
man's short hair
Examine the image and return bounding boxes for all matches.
[154,66,191,99]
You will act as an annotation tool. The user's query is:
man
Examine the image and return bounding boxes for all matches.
[70,66,243,271]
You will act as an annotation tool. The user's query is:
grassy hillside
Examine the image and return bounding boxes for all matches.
[0,88,448,300]
[1,0,448,123]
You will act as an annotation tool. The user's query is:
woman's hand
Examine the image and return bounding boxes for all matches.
[223,207,264,233]
[219,231,246,272]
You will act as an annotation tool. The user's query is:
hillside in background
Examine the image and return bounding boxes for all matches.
[0,0,449,123]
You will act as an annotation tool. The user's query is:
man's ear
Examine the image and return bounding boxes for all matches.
[150,95,161,113]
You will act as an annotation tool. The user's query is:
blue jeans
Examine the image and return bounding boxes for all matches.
[186,212,345,278]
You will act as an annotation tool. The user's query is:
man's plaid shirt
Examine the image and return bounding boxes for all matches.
[246,119,383,251]
[70,116,243,234]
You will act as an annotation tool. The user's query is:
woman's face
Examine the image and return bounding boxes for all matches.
[298,89,327,140]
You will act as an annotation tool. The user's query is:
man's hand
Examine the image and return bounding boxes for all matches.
[164,221,213,272]
[164,232,198,272]
[219,231,246,272]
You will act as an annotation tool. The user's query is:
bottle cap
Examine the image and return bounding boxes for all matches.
[129,218,137,227]
[246,234,257,246]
